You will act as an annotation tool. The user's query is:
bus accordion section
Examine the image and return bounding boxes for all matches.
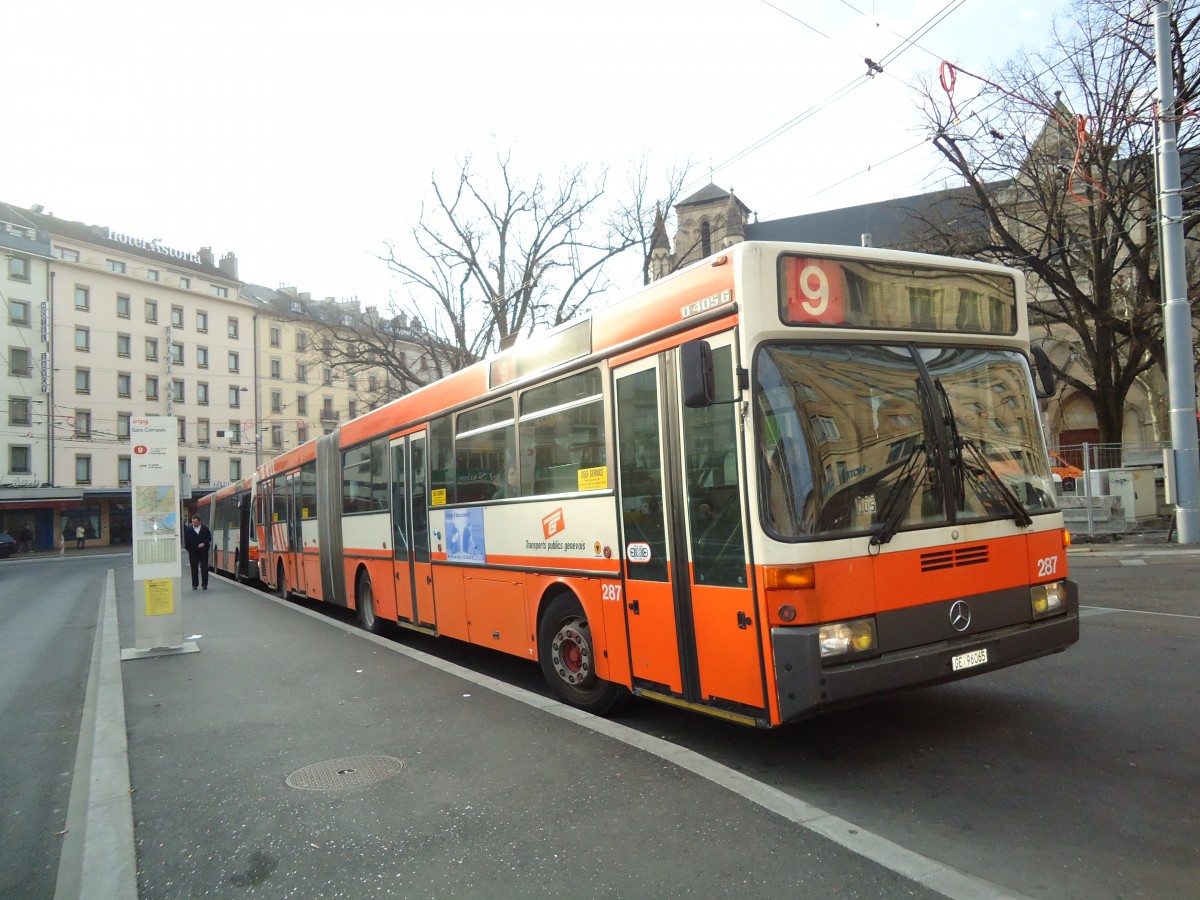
[235,241,1077,728]
[197,475,260,583]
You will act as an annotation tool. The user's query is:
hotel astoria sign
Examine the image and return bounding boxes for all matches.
[105,228,202,264]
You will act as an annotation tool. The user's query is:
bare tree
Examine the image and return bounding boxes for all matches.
[913,0,1200,443]
[606,153,695,285]
[382,148,638,358]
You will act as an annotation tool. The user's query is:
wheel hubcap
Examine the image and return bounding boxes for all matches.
[551,620,591,686]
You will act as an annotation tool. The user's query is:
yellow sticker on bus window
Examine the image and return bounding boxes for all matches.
[431,488,447,506]
[577,466,608,491]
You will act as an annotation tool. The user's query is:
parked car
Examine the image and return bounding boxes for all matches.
[1049,452,1085,492]
[0,532,17,559]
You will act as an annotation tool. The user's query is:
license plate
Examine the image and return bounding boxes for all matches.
[952,647,988,671]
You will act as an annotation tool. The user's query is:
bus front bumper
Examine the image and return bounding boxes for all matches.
[771,580,1080,723]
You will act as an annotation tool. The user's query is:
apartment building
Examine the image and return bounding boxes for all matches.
[1,202,246,550]
[241,284,404,458]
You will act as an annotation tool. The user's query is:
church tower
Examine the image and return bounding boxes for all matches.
[651,184,751,281]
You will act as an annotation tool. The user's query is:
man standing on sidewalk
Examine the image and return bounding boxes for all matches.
[184,515,212,590]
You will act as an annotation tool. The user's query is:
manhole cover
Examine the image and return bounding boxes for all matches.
[285,755,404,791]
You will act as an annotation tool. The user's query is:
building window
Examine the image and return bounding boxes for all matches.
[347,373,358,389]
[227,317,239,338]
[9,397,31,426]
[171,380,185,402]
[145,337,158,361]
[117,413,131,439]
[75,286,90,310]
[197,382,209,405]
[198,457,211,484]
[117,294,131,318]
[117,373,131,398]
[106,259,127,274]
[269,325,281,347]
[230,458,241,481]
[348,399,357,419]
[198,419,210,443]
[9,299,31,326]
[169,343,184,365]
[147,269,160,283]
[271,423,283,449]
[271,390,282,414]
[179,276,191,289]
[297,421,309,443]
[146,375,159,400]
[229,386,241,408]
[145,299,158,323]
[75,368,90,394]
[179,457,187,475]
[171,305,184,328]
[117,333,131,357]
[296,394,308,416]
[75,326,90,352]
[228,351,239,373]
[54,246,80,262]
[296,331,308,352]
[297,363,307,383]
[196,346,209,369]
[322,397,335,420]
[227,422,241,444]
[196,310,208,332]
[75,455,92,485]
[7,255,30,281]
[270,357,282,379]
[74,410,91,437]
[368,375,378,392]
[10,445,32,475]
[118,455,132,484]
[178,417,187,442]
[212,284,229,298]
[9,347,31,377]
[323,367,333,386]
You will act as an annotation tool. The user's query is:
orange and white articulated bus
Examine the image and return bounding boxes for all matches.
[199,475,260,583]
[240,241,1078,728]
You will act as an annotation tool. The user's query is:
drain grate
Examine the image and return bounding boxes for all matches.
[285,755,404,791]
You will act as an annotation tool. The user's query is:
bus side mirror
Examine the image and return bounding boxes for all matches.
[680,340,716,408]
[1030,346,1055,399]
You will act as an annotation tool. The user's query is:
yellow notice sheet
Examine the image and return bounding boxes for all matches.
[144,578,175,617]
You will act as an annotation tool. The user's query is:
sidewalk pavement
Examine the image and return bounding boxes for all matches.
[71,566,967,900]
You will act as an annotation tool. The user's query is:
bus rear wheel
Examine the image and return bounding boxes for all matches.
[275,563,288,600]
[357,573,383,635]
[537,595,626,716]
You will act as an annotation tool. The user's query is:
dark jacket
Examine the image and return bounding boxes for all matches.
[184,523,212,556]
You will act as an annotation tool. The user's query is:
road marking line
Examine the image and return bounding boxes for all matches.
[249,583,1030,900]
[1082,605,1200,620]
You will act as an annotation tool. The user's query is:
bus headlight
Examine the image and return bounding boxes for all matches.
[819,618,877,659]
[1031,581,1066,618]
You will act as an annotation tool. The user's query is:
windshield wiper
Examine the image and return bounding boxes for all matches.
[961,439,1034,527]
[869,442,928,548]
[933,379,966,507]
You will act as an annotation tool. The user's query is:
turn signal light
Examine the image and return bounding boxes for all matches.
[764,565,816,591]
[1062,529,1072,548]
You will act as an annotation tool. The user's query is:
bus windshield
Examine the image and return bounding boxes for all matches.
[755,343,1056,540]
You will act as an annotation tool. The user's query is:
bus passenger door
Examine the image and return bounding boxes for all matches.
[408,434,436,628]
[614,357,685,695]
[614,336,766,719]
[390,436,418,623]
[674,333,765,715]
[286,472,306,595]
[389,433,437,629]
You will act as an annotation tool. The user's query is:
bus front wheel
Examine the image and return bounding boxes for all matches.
[275,564,288,601]
[357,573,383,635]
[537,594,626,716]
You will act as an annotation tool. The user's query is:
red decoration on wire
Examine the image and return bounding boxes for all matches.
[940,61,959,122]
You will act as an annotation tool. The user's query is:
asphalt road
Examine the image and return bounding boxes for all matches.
[6,547,1199,898]
[0,553,109,898]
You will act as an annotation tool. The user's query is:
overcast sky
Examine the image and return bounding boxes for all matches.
[5,0,1069,307]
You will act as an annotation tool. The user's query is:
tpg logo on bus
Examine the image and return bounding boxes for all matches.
[542,508,565,539]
